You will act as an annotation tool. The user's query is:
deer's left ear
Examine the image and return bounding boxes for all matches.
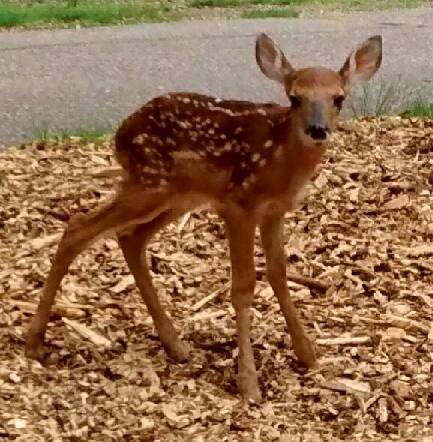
[340,35,382,90]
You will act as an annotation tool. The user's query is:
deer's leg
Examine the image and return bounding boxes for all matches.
[25,188,171,361]
[260,213,316,368]
[117,209,189,362]
[223,209,261,402]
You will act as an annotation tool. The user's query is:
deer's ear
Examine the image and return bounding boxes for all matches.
[256,33,295,84]
[340,35,382,89]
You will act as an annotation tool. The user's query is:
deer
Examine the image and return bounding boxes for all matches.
[25,33,382,402]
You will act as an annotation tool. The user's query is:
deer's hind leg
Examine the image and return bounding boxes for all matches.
[117,208,190,362]
[25,184,172,361]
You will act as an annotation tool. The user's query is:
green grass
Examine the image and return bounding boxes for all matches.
[0,0,428,29]
[188,0,305,7]
[400,103,433,118]
[35,127,110,142]
[241,7,300,17]
[0,1,174,28]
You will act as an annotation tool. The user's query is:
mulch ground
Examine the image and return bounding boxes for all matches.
[1,117,433,441]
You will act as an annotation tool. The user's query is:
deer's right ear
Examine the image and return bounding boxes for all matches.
[255,33,294,84]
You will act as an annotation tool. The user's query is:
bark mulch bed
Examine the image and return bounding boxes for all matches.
[1,117,433,441]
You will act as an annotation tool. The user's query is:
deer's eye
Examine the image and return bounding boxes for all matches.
[289,95,301,109]
[333,95,345,109]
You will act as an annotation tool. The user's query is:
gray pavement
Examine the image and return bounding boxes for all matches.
[1,8,432,146]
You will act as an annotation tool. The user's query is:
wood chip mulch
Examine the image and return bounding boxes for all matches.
[1,117,433,441]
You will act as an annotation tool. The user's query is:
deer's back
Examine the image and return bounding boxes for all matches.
[115,93,290,194]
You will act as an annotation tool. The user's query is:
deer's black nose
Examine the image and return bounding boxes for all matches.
[306,124,329,140]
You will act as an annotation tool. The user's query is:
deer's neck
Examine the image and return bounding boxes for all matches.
[273,116,325,182]
[248,117,326,212]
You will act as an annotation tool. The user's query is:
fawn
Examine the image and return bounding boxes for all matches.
[26,33,382,401]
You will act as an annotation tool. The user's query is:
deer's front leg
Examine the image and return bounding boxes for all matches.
[260,213,316,368]
[223,209,261,402]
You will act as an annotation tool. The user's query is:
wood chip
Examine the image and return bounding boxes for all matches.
[91,167,123,178]
[111,275,135,294]
[402,244,433,257]
[190,284,229,312]
[321,378,371,395]
[6,299,88,319]
[286,272,329,292]
[177,212,191,234]
[28,233,62,250]
[188,310,226,322]
[382,194,410,211]
[62,318,112,348]
[384,313,430,334]
[316,336,371,346]
[378,397,388,423]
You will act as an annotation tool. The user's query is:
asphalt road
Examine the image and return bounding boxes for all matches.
[1,8,432,147]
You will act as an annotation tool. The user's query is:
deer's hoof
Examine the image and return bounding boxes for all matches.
[293,336,317,369]
[238,376,262,403]
[165,340,190,363]
[25,337,46,362]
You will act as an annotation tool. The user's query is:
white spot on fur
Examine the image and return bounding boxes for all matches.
[179,121,191,129]
[274,145,284,159]
[133,134,147,145]
[142,166,160,174]
[151,136,163,145]
[172,151,202,161]
[251,153,261,162]
[264,140,273,148]
[216,108,234,116]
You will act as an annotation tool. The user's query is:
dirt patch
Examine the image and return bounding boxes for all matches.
[1,117,433,440]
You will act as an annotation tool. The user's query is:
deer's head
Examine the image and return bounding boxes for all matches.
[256,33,382,146]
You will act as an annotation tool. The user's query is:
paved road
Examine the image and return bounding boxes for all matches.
[1,8,432,146]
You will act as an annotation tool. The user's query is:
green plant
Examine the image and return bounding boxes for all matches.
[346,76,422,117]
[35,127,110,141]
[400,103,433,118]
[241,7,299,17]
[0,1,174,28]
